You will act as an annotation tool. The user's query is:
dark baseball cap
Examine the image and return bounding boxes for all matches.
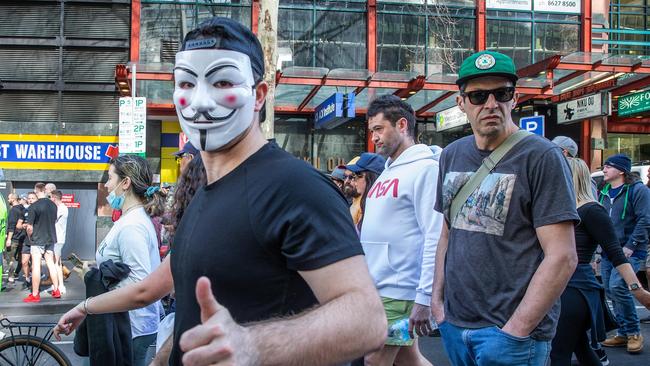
[346,153,386,175]
[173,142,199,157]
[328,165,347,181]
[456,51,518,86]
[180,17,264,82]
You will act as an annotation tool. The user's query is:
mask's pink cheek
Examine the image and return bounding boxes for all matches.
[179,97,187,107]
[226,95,237,105]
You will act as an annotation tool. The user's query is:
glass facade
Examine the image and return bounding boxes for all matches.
[487,10,580,68]
[139,1,251,64]
[593,1,650,55]
[275,116,367,170]
[278,1,367,70]
[377,3,475,74]
[606,133,650,162]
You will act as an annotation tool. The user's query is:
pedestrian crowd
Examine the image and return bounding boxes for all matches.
[1,182,70,300]
[36,17,650,366]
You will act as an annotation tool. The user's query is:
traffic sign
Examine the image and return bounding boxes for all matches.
[519,115,544,136]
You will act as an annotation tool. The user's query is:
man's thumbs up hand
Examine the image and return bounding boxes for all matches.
[180,277,258,366]
[196,277,221,323]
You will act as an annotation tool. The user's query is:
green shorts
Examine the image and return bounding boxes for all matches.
[382,297,415,346]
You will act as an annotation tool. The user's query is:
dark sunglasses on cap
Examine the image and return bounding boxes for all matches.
[461,87,515,105]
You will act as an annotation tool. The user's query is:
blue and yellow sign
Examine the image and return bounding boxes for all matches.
[0,134,119,171]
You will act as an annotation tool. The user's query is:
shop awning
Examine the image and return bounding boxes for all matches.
[115,52,650,119]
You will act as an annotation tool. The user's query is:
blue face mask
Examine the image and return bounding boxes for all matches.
[106,180,126,210]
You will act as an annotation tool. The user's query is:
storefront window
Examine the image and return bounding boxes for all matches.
[606,133,650,163]
[314,118,367,171]
[274,115,366,172]
[140,1,251,64]
[278,1,366,70]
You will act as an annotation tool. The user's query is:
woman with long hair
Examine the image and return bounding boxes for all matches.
[54,154,207,365]
[550,157,650,365]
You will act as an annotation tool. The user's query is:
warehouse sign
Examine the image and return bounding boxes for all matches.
[557,93,610,124]
[0,134,118,171]
[618,90,650,117]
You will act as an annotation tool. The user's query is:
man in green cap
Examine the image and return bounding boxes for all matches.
[430,51,579,365]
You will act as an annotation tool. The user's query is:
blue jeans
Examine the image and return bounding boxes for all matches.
[600,256,642,336]
[132,333,157,366]
[439,321,550,366]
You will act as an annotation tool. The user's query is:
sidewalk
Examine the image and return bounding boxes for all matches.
[0,261,85,316]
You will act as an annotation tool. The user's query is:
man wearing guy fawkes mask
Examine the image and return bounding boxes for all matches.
[168,17,386,366]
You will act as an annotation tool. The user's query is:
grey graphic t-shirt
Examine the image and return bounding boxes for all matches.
[434,133,579,341]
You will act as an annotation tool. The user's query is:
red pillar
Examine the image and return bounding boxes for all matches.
[582,119,591,164]
[581,1,592,165]
[130,0,141,62]
[476,0,486,51]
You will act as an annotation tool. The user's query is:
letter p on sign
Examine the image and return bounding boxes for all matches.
[519,115,544,137]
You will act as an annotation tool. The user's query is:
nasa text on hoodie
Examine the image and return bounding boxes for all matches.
[359,144,444,305]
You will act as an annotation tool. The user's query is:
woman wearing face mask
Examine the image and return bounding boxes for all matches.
[55,155,206,365]
[91,155,163,366]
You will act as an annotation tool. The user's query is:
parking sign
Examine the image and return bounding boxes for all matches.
[519,115,544,137]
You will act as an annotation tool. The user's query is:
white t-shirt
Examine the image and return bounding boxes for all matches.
[55,203,68,244]
[96,206,161,338]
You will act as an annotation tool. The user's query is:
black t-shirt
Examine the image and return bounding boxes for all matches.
[7,204,26,241]
[576,202,627,266]
[170,142,363,366]
[26,197,57,246]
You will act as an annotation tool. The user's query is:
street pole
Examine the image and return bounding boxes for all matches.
[258,0,279,139]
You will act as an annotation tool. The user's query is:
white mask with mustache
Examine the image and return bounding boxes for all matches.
[173,49,256,152]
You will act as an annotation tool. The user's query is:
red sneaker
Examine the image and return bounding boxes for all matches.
[51,289,61,299]
[23,294,41,303]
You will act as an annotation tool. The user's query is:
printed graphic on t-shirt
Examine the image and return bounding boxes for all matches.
[442,171,516,236]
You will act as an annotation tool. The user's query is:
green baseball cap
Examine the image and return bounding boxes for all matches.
[456,51,518,86]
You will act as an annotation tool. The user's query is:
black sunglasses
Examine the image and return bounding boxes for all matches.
[461,87,515,105]
[344,173,363,181]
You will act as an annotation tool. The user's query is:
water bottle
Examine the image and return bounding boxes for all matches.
[388,318,411,342]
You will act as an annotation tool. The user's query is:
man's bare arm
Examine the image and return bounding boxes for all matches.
[430,222,449,323]
[180,255,386,366]
[251,255,386,365]
[502,222,577,337]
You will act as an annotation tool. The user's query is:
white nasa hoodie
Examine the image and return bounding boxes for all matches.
[360,144,444,305]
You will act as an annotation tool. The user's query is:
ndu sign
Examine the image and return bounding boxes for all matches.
[519,115,544,136]
[314,92,355,129]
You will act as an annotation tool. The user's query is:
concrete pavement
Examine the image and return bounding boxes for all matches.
[0,261,84,317]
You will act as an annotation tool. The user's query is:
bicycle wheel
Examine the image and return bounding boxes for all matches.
[0,335,72,366]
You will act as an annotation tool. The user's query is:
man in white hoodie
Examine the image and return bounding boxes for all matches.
[361,94,444,366]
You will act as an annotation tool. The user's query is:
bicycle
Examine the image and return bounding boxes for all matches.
[0,317,72,366]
